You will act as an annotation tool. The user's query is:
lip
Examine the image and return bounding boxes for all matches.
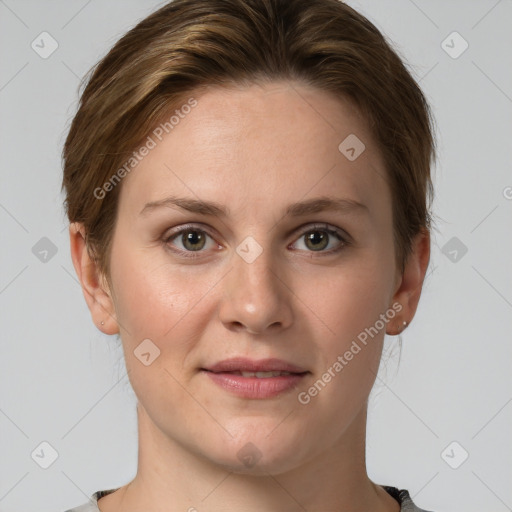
[201,358,309,399]
[203,357,308,373]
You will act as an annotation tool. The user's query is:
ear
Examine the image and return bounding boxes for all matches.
[69,222,119,335]
[387,228,430,335]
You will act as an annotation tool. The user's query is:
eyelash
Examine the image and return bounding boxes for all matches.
[162,223,351,259]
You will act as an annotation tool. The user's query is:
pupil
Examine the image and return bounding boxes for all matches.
[306,231,328,251]
[184,230,204,251]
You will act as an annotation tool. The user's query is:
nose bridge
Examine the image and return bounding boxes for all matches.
[235,241,277,297]
[219,236,293,333]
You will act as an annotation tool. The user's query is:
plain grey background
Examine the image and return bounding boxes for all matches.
[0,1,511,511]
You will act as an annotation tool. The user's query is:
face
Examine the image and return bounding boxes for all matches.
[105,81,402,474]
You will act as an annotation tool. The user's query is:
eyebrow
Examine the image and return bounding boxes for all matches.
[139,195,369,218]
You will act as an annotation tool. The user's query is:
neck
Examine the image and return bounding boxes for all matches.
[100,403,399,512]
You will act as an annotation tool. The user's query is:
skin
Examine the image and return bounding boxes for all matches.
[70,80,430,512]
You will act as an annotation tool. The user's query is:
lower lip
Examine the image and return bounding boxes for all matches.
[202,370,308,399]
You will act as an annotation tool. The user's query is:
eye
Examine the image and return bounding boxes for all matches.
[164,225,218,257]
[162,222,350,259]
[291,223,349,254]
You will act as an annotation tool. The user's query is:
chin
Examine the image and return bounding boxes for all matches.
[202,428,309,476]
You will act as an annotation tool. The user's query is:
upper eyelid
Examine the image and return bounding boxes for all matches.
[164,222,218,241]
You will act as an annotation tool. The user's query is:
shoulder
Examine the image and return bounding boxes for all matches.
[64,486,435,512]
[63,488,119,512]
[62,502,98,512]
[383,486,436,512]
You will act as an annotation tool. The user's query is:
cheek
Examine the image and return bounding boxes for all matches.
[300,256,394,342]
[108,240,217,354]
[296,277,386,426]
[294,253,393,403]
[108,249,217,417]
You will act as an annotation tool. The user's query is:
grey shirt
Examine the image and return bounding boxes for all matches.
[64,486,434,511]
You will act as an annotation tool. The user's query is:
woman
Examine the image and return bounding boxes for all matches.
[62,0,436,510]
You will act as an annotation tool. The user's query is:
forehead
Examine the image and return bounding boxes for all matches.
[117,81,390,221]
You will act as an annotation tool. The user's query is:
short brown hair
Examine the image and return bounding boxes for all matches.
[62,0,436,280]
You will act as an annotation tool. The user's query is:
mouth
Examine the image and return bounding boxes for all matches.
[201,357,309,374]
[200,358,310,399]
[202,370,304,378]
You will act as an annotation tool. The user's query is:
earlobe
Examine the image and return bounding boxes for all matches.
[386,228,430,336]
[69,222,119,335]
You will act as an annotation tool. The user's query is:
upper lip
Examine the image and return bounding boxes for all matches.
[202,357,309,373]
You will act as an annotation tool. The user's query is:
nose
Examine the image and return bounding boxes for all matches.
[218,245,294,335]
